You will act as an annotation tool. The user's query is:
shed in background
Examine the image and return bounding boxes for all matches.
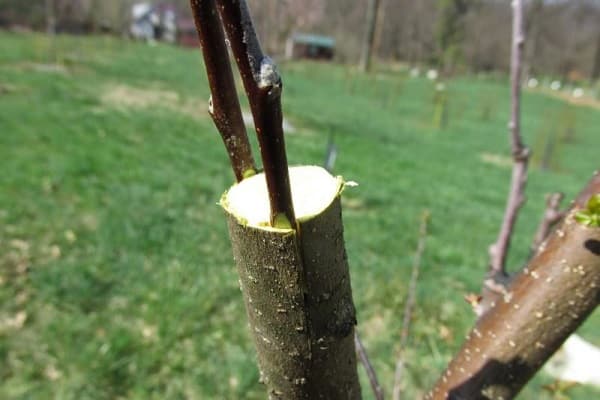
[285,33,335,61]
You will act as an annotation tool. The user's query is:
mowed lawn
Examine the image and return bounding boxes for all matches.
[0,33,598,399]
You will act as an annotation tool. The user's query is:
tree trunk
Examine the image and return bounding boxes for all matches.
[427,207,600,400]
[591,30,600,82]
[221,166,361,399]
[359,0,380,72]
[45,0,56,35]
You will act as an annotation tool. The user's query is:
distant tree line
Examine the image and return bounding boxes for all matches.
[1,0,599,81]
[249,0,600,81]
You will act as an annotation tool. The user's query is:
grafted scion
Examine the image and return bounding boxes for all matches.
[190,0,294,228]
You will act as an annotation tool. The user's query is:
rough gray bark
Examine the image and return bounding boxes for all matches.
[224,191,361,399]
[426,208,600,400]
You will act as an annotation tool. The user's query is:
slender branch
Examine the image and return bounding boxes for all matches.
[531,192,564,254]
[393,210,430,400]
[215,0,295,228]
[488,0,529,277]
[355,331,385,400]
[189,0,256,182]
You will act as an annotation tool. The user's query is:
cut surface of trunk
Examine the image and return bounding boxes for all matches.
[221,166,361,399]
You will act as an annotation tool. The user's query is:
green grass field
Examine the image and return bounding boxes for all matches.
[0,33,598,399]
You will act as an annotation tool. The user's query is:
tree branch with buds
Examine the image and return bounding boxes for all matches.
[215,0,295,228]
[487,0,529,281]
[189,0,256,182]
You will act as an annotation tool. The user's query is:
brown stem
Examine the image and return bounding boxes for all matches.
[427,208,600,400]
[530,170,600,257]
[531,192,564,254]
[488,0,529,277]
[215,0,295,227]
[189,0,256,182]
[393,210,430,400]
[355,331,384,400]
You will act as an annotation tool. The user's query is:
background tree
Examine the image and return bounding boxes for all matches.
[359,0,381,72]
[435,0,474,73]
[591,29,600,82]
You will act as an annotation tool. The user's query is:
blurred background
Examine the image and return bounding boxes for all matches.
[0,1,599,399]
[1,0,600,78]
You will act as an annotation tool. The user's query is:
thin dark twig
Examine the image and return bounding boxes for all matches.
[355,331,385,400]
[189,0,256,182]
[393,210,430,400]
[215,0,295,227]
[531,192,564,254]
[488,0,529,278]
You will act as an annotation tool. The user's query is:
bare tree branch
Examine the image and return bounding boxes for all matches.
[189,0,256,182]
[427,204,600,400]
[215,0,295,228]
[488,0,529,278]
[355,331,385,400]
[531,192,564,254]
[393,210,430,400]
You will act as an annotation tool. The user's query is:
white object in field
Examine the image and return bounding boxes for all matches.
[130,3,155,41]
[410,68,420,78]
[132,3,152,19]
[162,9,177,44]
[223,166,344,230]
[572,88,584,98]
[427,69,438,80]
[544,334,600,387]
[527,78,539,88]
[550,80,562,91]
